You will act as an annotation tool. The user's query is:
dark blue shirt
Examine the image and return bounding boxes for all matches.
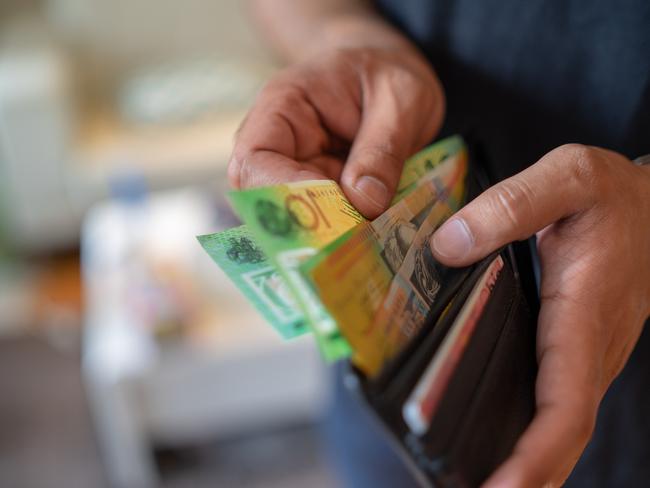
[373,0,650,485]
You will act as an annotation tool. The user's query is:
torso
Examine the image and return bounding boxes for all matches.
[374,1,650,485]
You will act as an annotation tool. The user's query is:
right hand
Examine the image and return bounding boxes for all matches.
[228,46,446,218]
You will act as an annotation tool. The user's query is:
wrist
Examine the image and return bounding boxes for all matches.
[251,1,427,68]
[305,13,421,61]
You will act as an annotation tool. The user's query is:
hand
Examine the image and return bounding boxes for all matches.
[228,45,445,218]
[430,144,650,487]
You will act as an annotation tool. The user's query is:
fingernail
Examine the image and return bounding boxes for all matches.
[431,218,473,260]
[354,175,390,210]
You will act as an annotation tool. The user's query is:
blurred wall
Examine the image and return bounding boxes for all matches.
[46,0,272,91]
[0,0,41,18]
[0,0,274,254]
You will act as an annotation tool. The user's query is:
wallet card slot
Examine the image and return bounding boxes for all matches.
[367,266,475,396]
[413,255,518,457]
[444,287,537,487]
[367,253,498,407]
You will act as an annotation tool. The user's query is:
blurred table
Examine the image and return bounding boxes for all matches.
[81,186,329,488]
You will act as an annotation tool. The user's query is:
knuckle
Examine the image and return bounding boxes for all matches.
[389,70,431,110]
[269,85,304,110]
[336,47,376,71]
[254,78,282,104]
[385,62,419,86]
[260,71,294,91]
[489,178,535,235]
[355,144,402,176]
[556,144,611,198]
[258,74,305,107]
[554,142,589,158]
[569,144,600,182]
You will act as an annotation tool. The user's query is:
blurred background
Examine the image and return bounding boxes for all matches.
[0,1,340,486]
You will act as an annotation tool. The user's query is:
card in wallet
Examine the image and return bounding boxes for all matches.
[345,144,539,487]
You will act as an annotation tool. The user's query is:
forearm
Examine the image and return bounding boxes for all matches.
[249,0,419,62]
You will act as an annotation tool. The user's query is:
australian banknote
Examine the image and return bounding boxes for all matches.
[373,200,459,372]
[197,135,468,362]
[228,180,365,360]
[393,134,465,203]
[304,151,468,373]
[197,226,306,338]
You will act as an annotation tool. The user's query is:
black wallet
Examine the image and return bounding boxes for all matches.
[346,143,540,487]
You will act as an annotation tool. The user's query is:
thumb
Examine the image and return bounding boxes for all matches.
[429,144,599,266]
[340,81,444,219]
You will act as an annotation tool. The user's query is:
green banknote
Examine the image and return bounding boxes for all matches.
[197,226,306,338]
[228,180,365,360]
[198,135,468,363]
[394,135,465,204]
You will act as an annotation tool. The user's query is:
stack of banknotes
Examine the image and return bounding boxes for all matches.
[199,135,468,378]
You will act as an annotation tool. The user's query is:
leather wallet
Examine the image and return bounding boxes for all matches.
[346,143,540,487]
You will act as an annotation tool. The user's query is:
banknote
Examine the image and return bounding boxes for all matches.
[228,180,365,360]
[197,136,468,360]
[402,255,504,435]
[393,135,466,204]
[308,148,468,281]
[311,198,453,376]
[305,152,468,373]
[373,199,458,370]
[299,137,468,311]
[197,226,306,339]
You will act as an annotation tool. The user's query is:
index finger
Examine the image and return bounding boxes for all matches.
[228,69,365,189]
[228,80,336,188]
[228,149,334,188]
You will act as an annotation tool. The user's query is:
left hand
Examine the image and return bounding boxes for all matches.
[429,144,650,487]
[228,44,445,219]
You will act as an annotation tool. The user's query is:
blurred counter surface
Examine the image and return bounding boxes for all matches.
[0,4,328,488]
[82,185,328,488]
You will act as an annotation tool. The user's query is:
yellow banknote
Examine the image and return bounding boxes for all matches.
[306,151,468,373]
